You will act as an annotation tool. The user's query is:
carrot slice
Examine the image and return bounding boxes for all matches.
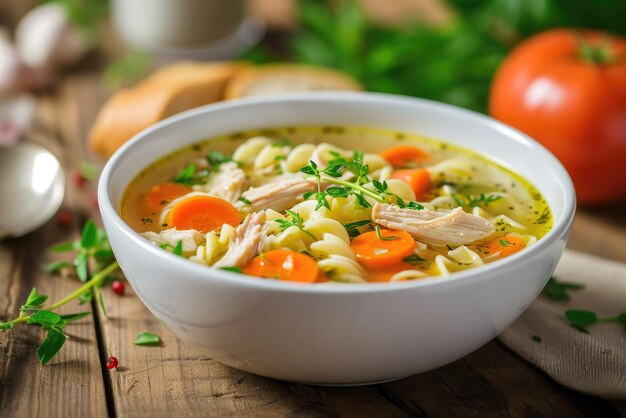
[243,250,320,283]
[143,182,191,212]
[391,169,432,200]
[350,228,416,269]
[486,234,526,257]
[366,262,414,282]
[380,145,428,167]
[167,195,242,233]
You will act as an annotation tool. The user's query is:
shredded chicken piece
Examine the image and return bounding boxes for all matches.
[372,203,495,246]
[142,228,203,253]
[213,211,267,268]
[192,162,247,203]
[234,175,315,213]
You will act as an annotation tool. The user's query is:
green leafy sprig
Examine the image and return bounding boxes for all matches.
[343,219,372,238]
[48,220,117,284]
[0,261,119,365]
[173,151,233,186]
[452,193,502,209]
[1,220,121,365]
[274,210,317,240]
[565,310,626,334]
[299,152,426,212]
[543,277,585,301]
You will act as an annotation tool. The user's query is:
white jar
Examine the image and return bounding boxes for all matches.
[112,0,246,51]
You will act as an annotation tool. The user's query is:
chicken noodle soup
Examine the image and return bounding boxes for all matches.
[121,126,552,283]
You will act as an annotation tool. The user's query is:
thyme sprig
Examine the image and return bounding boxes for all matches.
[300,153,425,211]
[0,262,119,365]
[1,220,121,365]
[274,210,317,240]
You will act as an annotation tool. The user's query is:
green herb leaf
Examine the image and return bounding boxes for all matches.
[37,327,67,365]
[49,241,80,252]
[59,312,91,322]
[23,288,48,309]
[173,163,210,186]
[452,193,502,209]
[565,310,597,333]
[403,254,426,265]
[238,197,252,206]
[173,241,183,257]
[74,252,89,282]
[79,162,98,181]
[0,322,13,330]
[274,210,317,240]
[27,310,62,327]
[207,150,232,166]
[543,277,584,301]
[375,225,399,241]
[407,202,425,210]
[80,220,98,249]
[133,332,161,346]
[43,260,71,274]
[219,266,244,274]
[343,219,372,238]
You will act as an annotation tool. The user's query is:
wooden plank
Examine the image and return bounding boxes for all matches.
[569,206,626,263]
[0,83,108,417]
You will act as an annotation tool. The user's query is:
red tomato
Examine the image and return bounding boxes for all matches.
[489,29,626,204]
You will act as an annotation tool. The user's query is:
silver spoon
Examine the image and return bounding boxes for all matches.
[0,142,65,239]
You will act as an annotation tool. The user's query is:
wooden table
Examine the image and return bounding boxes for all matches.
[2,12,626,418]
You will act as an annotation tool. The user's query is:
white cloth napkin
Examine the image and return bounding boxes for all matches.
[498,249,626,400]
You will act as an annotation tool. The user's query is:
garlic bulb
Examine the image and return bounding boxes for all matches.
[0,28,22,94]
[15,3,91,69]
[0,94,36,145]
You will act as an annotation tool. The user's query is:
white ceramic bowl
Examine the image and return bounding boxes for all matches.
[99,92,575,385]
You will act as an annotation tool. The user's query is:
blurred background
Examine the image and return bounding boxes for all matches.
[1,0,625,203]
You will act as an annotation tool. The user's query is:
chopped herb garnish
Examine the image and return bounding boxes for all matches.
[534,207,551,225]
[238,197,252,206]
[403,254,427,265]
[274,210,317,240]
[452,193,502,209]
[499,239,512,247]
[159,241,184,256]
[173,241,183,256]
[141,217,153,224]
[133,332,161,346]
[220,266,244,274]
[375,225,399,241]
[206,150,231,166]
[343,220,372,238]
[173,162,213,186]
[406,202,425,210]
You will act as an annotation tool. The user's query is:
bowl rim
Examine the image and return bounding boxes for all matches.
[98,91,576,294]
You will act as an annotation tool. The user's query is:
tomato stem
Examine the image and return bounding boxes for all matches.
[577,33,615,65]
